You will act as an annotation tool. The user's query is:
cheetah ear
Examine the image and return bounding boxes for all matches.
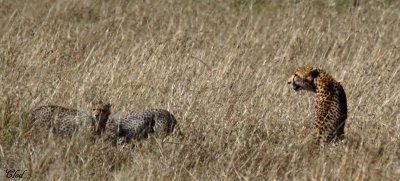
[90,101,98,107]
[310,68,319,78]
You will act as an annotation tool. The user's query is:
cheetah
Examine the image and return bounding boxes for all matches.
[30,101,111,136]
[287,67,347,148]
[103,109,177,143]
[91,101,112,136]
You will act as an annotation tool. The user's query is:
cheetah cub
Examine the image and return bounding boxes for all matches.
[30,101,111,136]
[287,67,347,148]
[103,109,177,143]
[91,101,112,136]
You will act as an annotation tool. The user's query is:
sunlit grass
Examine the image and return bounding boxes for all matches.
[1,0,399,180]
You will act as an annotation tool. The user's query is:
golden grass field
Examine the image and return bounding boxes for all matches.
[1,0,399,180]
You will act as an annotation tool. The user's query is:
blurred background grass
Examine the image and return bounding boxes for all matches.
[0,0,399,180]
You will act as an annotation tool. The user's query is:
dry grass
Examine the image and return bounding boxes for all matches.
[1,0,400,180]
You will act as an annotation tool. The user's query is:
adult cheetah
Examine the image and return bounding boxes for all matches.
[287,67,347,148]
[103,109,177,143]
[30,101,111,136]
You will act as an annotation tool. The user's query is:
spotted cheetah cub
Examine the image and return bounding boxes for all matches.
[30,101,111,136]
[287,67,347,148]
[103,109,177,143]
[91,101,112,136]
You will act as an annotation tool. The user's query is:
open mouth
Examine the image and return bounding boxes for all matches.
[293,85,301,91]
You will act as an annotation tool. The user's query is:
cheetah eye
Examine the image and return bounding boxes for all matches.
[92,109,96,111]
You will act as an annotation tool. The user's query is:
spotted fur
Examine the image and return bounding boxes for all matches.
[30,101,111,136]
[103,109,177,143]
[288,67,347,147]
[91,101,112,136]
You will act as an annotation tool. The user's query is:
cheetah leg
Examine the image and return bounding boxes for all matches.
[313,127,324,150]
[335,120,345,141]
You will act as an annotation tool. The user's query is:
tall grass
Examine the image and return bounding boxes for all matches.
[1,0,399,180]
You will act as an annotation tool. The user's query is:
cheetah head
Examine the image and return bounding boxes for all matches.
[91,101,111,134]
[287,67,319,92]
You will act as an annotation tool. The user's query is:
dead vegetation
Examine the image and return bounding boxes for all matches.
[0,0,399,180]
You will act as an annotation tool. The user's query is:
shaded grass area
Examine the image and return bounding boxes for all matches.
[1,0,400,180]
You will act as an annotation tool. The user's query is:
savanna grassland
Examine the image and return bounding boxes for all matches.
[1,0,400,180]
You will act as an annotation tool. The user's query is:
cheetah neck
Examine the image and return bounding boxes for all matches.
[313,72,336,94]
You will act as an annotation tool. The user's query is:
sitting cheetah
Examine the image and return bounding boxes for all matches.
[103,109,177,143]
[30,101,111,136]
[287,67,347,148]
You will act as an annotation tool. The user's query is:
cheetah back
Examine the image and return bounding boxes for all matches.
[104,109,177,143]
[30,105,85,136]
